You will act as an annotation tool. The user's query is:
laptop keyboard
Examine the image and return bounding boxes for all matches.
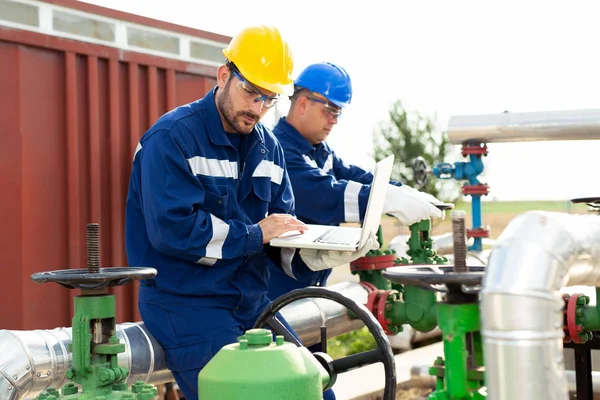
[314,227,360,246]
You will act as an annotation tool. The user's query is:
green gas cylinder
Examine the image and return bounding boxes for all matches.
[198,328,330,400]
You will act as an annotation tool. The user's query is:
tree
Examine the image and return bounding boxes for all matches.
[373,100,461,203]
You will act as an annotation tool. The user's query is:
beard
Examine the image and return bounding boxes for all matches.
[217,81,261,134]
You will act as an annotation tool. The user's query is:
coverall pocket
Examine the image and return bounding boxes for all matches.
[252,178,272,202]
[201,186,229,220]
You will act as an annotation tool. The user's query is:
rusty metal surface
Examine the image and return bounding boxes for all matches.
[0,3,226,330]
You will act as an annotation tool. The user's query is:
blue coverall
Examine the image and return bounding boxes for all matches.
[267,117,402,300]
[125,89,318,399]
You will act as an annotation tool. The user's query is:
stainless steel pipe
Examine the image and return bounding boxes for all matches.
[481,211,600,400]
[448,109,600,144]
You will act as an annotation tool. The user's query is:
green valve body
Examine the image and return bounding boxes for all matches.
[198,329,329,400]
[35,295,158,400]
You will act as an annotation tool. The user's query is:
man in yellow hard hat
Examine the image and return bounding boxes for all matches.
[125,25,377,399]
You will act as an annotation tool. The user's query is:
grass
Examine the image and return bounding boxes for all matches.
[455,200,589,214]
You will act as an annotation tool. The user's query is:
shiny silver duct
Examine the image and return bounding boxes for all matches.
[481,211,600,400]
[0,322,171,400]
[447,109,600,144]
[0,281,373,400]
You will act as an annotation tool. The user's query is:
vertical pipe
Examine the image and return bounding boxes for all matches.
[480,211,600,400]
[437,303,480,399]
[574,347,593,400]
[470,195,482,252]
[438,303,468,398]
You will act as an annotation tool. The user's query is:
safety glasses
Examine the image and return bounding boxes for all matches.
[306,94,343,118]
[232,70,280,109]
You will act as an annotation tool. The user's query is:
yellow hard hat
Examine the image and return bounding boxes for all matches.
[223,25,294,96]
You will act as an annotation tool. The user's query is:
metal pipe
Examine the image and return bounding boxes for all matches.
[481,211,600,400]
[280,281,367,346]
[0,322,172,400]
[0,281,370,399]
[447,109,600,144]
[410,364,600,394]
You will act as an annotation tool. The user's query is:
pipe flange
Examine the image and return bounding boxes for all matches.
[366,290,383,316]
[376,290,400,335]
[461,144,488,156]
[350,255,396,272]
[359,281,379,294]
[564,293,591,344]
[462,185,490,196]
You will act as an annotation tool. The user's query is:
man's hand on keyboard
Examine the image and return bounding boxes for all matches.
[299,233,379,272]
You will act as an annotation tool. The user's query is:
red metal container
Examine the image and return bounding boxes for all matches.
[0,0,230,329]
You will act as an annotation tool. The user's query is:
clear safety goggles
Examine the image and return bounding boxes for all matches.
[232,70,280,109]
[306,93,343,118]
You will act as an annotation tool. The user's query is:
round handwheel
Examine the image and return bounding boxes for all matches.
[382,265,485,294]
[412,156,429,186]
[30,267,157,290]
[571,197,600,205]
[253,287,396,400]
[571,197,600,210]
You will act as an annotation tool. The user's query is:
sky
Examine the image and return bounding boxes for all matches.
[82,0,600,201]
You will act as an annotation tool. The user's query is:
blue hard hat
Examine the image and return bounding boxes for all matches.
[294,62,352,108]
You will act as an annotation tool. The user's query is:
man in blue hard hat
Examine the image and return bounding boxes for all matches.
[267,62,444,300]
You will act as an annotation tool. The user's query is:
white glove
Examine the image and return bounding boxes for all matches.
[383,184,444,226]
[299,233,379,272]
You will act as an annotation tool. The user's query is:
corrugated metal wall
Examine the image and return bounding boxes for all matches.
[0,1,227,330]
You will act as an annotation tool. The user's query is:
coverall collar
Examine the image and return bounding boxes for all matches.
[276,117,316,155]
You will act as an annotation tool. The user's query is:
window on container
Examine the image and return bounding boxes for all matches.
[0,1,39,27]
[190,41,225,64]
[53,10,115,42]
[127,27,179,55]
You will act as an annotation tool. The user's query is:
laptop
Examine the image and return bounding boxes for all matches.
[269,154,394,252]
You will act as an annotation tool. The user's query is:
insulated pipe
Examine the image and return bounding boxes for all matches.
[0,322,172,400]
[410,364,600,394]
[481,211,600,400]
[447,109,600,144]
[0,281,369,400]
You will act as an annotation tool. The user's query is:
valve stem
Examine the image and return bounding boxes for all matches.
[451,211,467,273]
[86,223,100,273]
